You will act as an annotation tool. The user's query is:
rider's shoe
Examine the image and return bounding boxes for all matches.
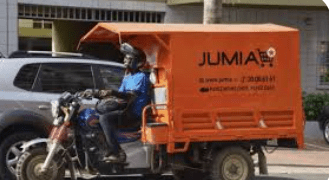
[103,150,126,162]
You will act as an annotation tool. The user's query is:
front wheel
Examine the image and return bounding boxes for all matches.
[16,148,65,180]
[211,147,254,180]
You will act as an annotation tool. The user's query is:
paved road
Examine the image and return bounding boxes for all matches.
[255,174,329,180]
[76,173,329,180]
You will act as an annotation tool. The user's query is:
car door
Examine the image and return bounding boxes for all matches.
[7,62,124,120]
[6,62,95,120]
[0,63,39,117]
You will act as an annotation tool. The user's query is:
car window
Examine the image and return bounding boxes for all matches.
[14,63,40,91]
[98,65,125,90]
[38,63,94,93]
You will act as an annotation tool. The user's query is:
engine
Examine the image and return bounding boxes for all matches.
[77,108,108,167]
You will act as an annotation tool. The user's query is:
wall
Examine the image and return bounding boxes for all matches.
[0,0,167,56]
[52,20,95,52]
[0,0,18,56]
[167,0,327,7]
[16,0,166,12]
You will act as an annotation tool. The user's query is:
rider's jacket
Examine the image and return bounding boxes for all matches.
[119,71,150,118]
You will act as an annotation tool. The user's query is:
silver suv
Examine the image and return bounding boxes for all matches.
[0,51,124,180]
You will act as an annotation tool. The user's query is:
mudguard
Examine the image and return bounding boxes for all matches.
[0,110,53,140]
[20,138,50,152]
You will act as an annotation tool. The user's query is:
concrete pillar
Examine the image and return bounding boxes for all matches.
[0,0,18,57]
[52,20,96,52]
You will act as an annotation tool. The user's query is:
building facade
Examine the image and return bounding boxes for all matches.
[0,0,166,56]
[0,0,328,93]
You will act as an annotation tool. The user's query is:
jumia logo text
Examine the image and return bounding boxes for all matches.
[198,50,274,67]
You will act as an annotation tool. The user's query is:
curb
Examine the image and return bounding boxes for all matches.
[266,164,329,168]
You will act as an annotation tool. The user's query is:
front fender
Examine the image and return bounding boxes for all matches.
[21,138,67,155]
[21,138,50,152]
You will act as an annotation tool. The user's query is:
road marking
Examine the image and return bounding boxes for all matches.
[305,143,329,151]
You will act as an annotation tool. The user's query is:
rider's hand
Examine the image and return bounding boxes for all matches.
[77,91,85,97]
[99,90,113,98]
[80,89,94,98]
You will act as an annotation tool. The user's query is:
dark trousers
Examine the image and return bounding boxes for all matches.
[97,100,140,155]
[99,110,122,154]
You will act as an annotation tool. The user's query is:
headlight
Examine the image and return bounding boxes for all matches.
[51,100,59,118]
[53,117,64,126]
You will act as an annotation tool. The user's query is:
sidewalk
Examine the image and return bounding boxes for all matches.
[259,149,329,174]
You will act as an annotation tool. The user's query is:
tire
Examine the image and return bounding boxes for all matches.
[16,148,65,180]
[211,147,254,180]
[172,169,185,180]
[323,119,329,144]
[0,132,40,180]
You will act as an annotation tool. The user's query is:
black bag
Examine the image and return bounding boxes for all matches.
[96,98,127,114]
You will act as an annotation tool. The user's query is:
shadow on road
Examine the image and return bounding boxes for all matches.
[254,176,298,180]
[90,175,299,180]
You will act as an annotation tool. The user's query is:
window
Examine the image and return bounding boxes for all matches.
[18,4,165,23]
[101,10,106,20]
[39,63,94,93]
[33,21,42,29]
[75,8,80,19]
[95,10,100,20]
[14,64,40,91]
[98,65,124,90]
[81,9,86,19]
[118,12,123,21]
[317,41,329,88]
[88,9,92,20]
[63,8,68,18]
[44,22,52,29]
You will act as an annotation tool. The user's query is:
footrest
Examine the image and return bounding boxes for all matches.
[147,122,168,127]
[103,161,129,166]
[145,122,168,143]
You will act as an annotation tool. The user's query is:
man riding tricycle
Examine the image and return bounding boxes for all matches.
[16,23,304,180]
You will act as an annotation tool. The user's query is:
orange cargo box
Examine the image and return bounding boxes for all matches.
[80,23,304,152]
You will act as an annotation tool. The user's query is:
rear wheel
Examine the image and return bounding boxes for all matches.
[16,148,65,180]
[211,147,254,180]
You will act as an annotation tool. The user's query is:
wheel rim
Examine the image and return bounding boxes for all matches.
[325,122,329,142]
[222,154,249,180]
[6,141,26,174]
[25,154,58,180]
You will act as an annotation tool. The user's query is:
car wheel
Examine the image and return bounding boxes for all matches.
[0,132,40,180]
[211,147,254,180]
[323,119,329,144]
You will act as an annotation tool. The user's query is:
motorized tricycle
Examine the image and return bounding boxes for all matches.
[16,91,160,180]
[16,23,304,180]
